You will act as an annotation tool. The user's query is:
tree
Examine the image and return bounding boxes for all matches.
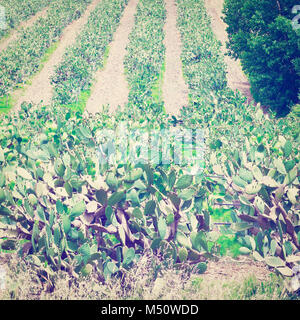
[222,0,300,115]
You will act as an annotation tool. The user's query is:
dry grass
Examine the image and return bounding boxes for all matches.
[0,250,297,300]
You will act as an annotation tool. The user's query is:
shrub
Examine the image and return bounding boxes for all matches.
[222,0,300,115]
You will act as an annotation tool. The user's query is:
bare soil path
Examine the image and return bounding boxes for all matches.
[204,0,253,103]
[162,0,189,116]
[85,0,138,114]
[203,256,270,283]
[14,0,101,109]
[0,7,49,53]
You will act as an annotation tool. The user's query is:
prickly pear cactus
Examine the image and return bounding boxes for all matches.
[206,108,300,277]
[0,104,215,281]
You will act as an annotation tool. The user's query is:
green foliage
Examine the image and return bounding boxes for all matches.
[175,0,300,280]
[124,0,166,113]
[206,112,299,276]
[1,95,298,283]
[0,0,299,289]
[0,104,220,282]
[217,235,243,257]
[177,0,228,109]
[0,0,92,98]
[222,0,300,114]
[51,0,128,106]
[0,0,51,40]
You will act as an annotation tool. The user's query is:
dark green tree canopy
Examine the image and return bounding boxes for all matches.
[223,0,300,115]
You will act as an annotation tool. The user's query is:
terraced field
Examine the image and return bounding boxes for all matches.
[0,0,195,114]
[0,0,299,300]
[0,0,253,116]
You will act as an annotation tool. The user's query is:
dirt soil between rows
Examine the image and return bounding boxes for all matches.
[85,0,139,114]
[13,0,101,109]
[162,0,189,116]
